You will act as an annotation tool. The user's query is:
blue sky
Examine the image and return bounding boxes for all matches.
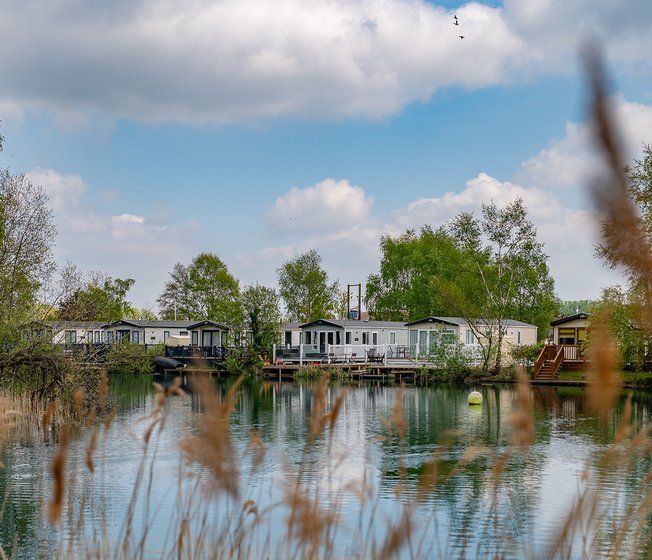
[1,0,652,311]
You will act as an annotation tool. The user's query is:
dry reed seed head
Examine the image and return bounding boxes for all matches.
[382,386,407,440]
[308,375,329,440]
[74,387,85,419]
[586,315,620,419]
[84,408,96,429]
[153,382,166,409]
[613,393,632,445]
[285,485,338,548]
[327,390,347,431]
[42,400,58,431]
[103,408,117,432]
[181,374,241,498]
[98,370,108,411]
[585,47,652,329]
[242,499,258,517]
[85,427,99,474]
[377,509,412,560]
[509,368,535,448]
[247,429,265,472]
[48,425,71,524]
[167,376,186,397]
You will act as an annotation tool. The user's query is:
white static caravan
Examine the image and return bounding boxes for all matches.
[102,319,229,346]
[405,316,537,356]
[187,320,229,348]
[298,319,408,353]
[40,321,105,345]
[281,322,302,348]
[550,313,589,345]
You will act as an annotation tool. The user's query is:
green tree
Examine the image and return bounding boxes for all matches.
[592,285,650,370]
[595,145,652,370]
[58,273,136,322]
[242,284,281,356]
[0,170,56,326]
[559,300,597,317]
[158,253,242,327]
[365,227,479,321]
[450,198,558,372]
[277,249,339,322]
[157,262,192,319]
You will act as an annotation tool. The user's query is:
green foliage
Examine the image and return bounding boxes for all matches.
[58,273,136,322]
[365,227,478,321]
[510,342,544,365]
[241,284,280,357]
[105,343,164,374]
[592,286,651,371]
[0,170,56,326]
[158,253,243,329]
[222,346,262,375]
[449,198,559,372]
[422,331,472,381]
[558,300,597,317]
[277,249,339,322]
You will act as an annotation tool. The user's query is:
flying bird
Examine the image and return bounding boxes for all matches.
[459,35,465,39]
[453,20,459,26]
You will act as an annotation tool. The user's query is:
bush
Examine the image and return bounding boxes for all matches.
[223,346,263,375]
[105,343,164,374]
[510,343,544,366]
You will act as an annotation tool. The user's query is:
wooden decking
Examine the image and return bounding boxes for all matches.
[262,362,423,382]
[534,344,588,380]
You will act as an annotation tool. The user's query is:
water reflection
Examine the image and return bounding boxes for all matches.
[0,376,649,558]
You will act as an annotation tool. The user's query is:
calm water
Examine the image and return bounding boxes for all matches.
[0,376,650,559]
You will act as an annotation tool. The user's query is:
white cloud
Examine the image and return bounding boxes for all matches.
[0,0,521,124]
[1,0,651,125]
[27,168,86,210]
[252,172,623,300]
[266,178,374,233]
[520,98,652,190]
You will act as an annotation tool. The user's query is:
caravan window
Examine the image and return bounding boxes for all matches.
[362,332,369,345]
[372,332,378,345]
[132,331,140,344]
[305,331,312,344]
[389,332,396,344]
[345,332,351,344]
[191,331,198,345]
[64,330,77,344]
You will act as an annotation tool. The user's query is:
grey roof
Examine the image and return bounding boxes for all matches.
[298,319,407,329]
[551,313,590,326]
[281,322,302,330]
[44,320,105,329]
[102,319,232,329]
[406,316,536,328]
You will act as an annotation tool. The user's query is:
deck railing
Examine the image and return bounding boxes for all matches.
[165,345,227,360]
[273,343,486,366]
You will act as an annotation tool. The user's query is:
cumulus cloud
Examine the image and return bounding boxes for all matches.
[266,178,374,233]
[519,97,652,189]
[0,0,651,125]
[0,0,520,124]
[254,172,622,300]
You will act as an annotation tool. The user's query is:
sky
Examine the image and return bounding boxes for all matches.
[1,0,652,311]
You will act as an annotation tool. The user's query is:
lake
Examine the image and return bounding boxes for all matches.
[0,375,650,559]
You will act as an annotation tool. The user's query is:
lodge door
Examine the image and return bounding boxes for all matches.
[319,332,326,354]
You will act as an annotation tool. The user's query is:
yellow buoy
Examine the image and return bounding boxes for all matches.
[468,391,482,405]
